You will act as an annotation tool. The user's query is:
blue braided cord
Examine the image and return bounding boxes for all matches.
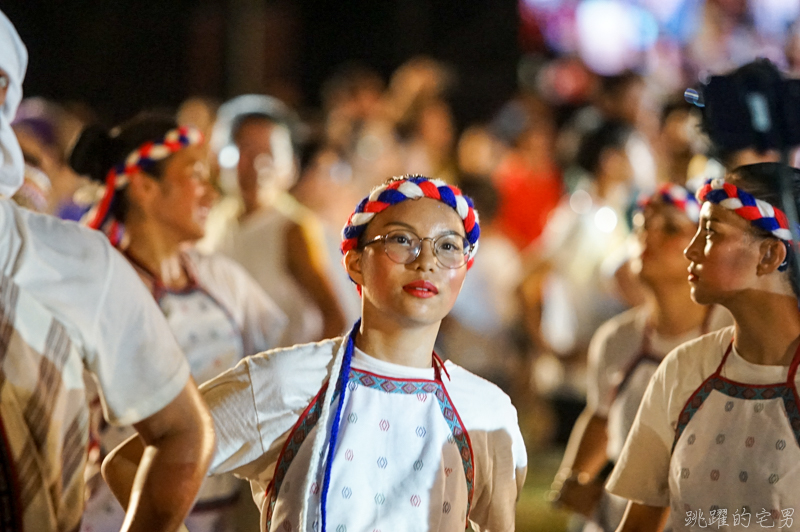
[342,223,366,240]
[409,175,426,184]
[377,188,407,204]
[736,189,757,206]
[704,189,730,204]
[320,319,360,532]
[464,194,475,209]
[466,224,480,244]
[437,186,457,209]
[668,192,698,207]
[354,197,368,214]
[753,217,782,232]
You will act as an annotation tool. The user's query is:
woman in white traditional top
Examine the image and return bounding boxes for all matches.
[104,175,528,532]
[607,163,800,531]
[68,115,287,532]
[551,184,732,531]
[0,9,214,532]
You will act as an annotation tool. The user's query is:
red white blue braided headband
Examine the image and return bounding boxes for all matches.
[696,177,793,241]
[86,126,204,242]
[341,175,480,266]
[639,183,700,223]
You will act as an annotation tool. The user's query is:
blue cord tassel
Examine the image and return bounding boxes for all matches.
[320,319,360,532]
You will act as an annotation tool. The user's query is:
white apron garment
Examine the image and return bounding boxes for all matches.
[264,359,474,532]
[82,259,245,532]
[669,342,800,531]
[596,312,716,532]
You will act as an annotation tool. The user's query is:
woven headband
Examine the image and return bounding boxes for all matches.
[639,183,700,223]
[341,175,480,266]
[696,177,793,241]
[87,126,204,243]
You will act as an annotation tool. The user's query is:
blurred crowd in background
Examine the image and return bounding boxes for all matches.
[7,1,800,528]
[12,0,800,446]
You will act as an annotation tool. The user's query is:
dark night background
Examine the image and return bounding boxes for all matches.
[1,0,521,128]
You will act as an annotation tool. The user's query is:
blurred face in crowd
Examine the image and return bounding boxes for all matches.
[457,126,500,177]
[660,108,696,160]
[146,145,210,243]
[234,117,276,197]
[519,122,556,164]
[633,202,697,287]
[346,197,469,328]
[600,145,634,186]
[418,100,454,153]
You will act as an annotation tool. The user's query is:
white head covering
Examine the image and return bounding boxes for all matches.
[0,9,27,197]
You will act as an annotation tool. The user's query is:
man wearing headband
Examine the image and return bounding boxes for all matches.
[608,164,800,531]
[206,95,347,346]
[0,9,214,532]
[551,184,731,531]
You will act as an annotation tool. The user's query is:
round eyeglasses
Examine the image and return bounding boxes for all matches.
[363,229,471,269]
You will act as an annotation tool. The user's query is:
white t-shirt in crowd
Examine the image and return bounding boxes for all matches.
[536,182,631,357]
[0,199,190,424]
[605,326,799,507]
[199,337,528,532]
[218,206,326,346]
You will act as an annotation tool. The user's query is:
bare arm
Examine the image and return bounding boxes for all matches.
[551,408,609,517]
[102,378,215,532]
[615,501,670,532]
[285,220,347,339]
[518,258,554,354]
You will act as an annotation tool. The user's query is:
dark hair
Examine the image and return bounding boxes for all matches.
[69,113,177,222]
[598,70,643,98]
[229,97,300,148]
[458,174,499,222]
[729,162,800,297]
[659,96,694,130]
[230,112,278,145]
[321,62,384,110]
[576,120,632,175]
[297,139,349,179]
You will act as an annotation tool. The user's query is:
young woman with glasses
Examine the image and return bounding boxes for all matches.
[103,175,528,532]
[69,114,288,532]
[607,163,800,531]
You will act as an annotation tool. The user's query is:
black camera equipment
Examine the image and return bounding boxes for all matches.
[685,59,800,288]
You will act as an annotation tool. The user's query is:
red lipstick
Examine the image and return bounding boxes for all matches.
[403,280,439,298]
